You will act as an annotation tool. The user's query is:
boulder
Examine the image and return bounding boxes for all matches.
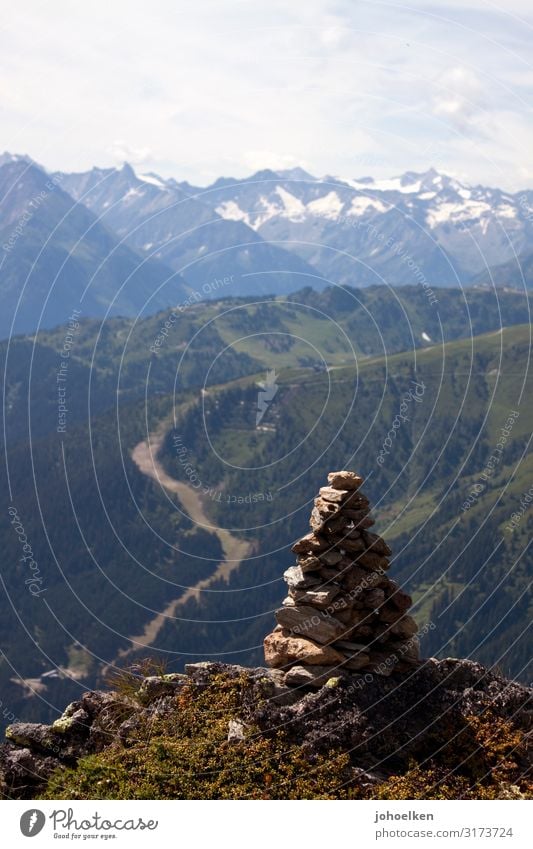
[291,533,328,554]
[284,665,346,687]
[327,471,364,490]
[264,627,346,667]
[275,605,346,644]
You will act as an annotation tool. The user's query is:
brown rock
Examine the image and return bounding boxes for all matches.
[319,487,364,506]
[319,550,343,566]
[390,615,418,639]
[263,627,346,668]
[346,516,375,530]
[335,606,356,625]
[313,498,341,519]
[367,651,399,676]
[333,639,369,652]
[378,604,403,624]
[333,526,363,540]
[340,508,372,524]
[264,470,419,679]
[290,586,340,609]
[341,652,370,670]
[362,531,392,556]
[275,605,346,644]
[327,471,364,490]
[361,588,386,609]
[387,586,413,612]
[291,533,328,554]
[338,499,370,514]
[322,514,351,534]
[284,665,347,687]
[349,624,374,638]
[337,565,369,591]
[332,536,366,552]
[394,636,420,662]
[318,566,345,581]
[296,554,322,572]
[353,552,390,571]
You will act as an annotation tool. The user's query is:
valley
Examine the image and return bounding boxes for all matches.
[0,286,531,732]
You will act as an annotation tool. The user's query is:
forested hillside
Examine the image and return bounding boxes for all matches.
[1,292,531,732]
[151,325,532,682]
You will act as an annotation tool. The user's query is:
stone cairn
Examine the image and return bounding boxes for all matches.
[264,471,420,687]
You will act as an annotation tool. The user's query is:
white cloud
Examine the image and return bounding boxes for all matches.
[108,141,153,166]
[243,151,308,172]
[432,66,487,130]
[0,0,532,190]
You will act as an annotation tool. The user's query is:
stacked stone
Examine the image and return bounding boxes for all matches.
[264,471,420,686]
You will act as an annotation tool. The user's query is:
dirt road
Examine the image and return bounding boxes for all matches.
[113,426,251,661]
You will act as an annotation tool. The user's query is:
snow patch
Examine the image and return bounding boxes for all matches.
[347,196,389,216]
[306,191,344,219]
[275,186,306,220]
[123,187,143,200]
[426,199,492,228]
[139,173,168,189]
[496,204,517,219]
[215,200,251,227]
[421,331,432,342]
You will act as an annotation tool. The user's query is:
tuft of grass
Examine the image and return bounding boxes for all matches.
[104,657,169,702]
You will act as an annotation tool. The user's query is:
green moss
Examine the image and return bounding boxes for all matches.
[42,674,353,800]
[51,716,75,734]
[39,676,532,802]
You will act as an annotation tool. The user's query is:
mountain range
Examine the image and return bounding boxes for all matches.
[1,152,532,736]
[2,153,533,338]
[0,156,189,338]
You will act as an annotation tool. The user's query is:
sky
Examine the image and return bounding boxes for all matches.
[1,0,533,189]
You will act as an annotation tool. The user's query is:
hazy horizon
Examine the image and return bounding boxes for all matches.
[2,1,533,191]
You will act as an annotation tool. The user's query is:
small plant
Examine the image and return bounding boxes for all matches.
[104,657,169,702]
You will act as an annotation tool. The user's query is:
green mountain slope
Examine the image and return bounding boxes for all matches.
[151,324,532,683]
[3,284,531,445]
[1,301,531,733]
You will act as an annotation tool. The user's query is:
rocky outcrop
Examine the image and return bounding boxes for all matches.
[0,666,297,799]
[0,690,121,799]
[264,471,419,682]
[1,659,531,799]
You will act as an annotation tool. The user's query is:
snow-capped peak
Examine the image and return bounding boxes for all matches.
[0,151,34,168]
